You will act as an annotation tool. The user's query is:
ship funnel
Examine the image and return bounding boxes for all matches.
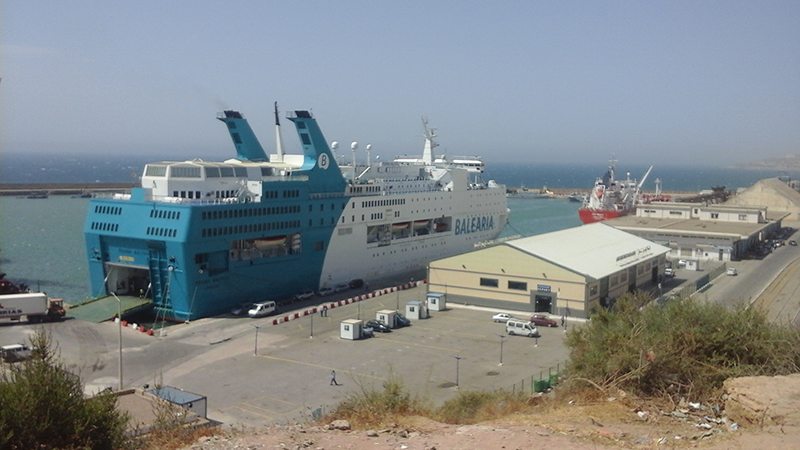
[217,110,269,162]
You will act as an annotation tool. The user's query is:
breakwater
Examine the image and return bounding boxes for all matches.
[0,183,137,196]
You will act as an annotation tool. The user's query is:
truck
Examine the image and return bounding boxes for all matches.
[0,293,66,323]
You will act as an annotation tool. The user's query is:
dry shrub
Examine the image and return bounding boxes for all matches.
[321,374,431,429]
[564,291,800,402]
[434,390,530,424]
[134,424,218,450]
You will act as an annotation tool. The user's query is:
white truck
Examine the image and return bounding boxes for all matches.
[0,293,66,323]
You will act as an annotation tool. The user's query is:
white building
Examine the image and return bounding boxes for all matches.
[609,202,784,261]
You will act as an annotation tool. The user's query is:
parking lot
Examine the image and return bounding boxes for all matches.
[0,284,571,427]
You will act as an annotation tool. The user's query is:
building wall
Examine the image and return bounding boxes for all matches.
[428,245,666,319]
[638,203,693,219]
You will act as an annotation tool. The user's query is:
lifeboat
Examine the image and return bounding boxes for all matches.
[413,220,431,230]
[392,222,411,231]
[254,236,286,249]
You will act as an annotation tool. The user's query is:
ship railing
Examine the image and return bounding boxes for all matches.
[262,174,309,182]
[92,192,132,200]
[147,195,261,205]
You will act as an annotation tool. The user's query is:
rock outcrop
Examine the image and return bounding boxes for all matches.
[724,374,800,426]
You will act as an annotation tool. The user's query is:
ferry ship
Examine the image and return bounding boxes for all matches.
[84,106,508,320]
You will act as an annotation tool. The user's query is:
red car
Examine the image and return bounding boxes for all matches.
[530,314,558,327]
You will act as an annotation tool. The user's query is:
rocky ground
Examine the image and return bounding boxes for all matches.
[179,375,800,450]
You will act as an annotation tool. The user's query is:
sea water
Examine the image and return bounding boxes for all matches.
[0,196,92,302]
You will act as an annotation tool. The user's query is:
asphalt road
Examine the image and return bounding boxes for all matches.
[698,224,800,319]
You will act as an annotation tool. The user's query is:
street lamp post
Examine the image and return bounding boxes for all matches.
[252,325,260,355]
[310,312,314,339]
[452,355,465,388]
[109,292,123,391]
[497,335,506,366]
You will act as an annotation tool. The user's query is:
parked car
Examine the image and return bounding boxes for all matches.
[365,319,392,333]
[506,319,539,337]
[726,267,738,276]
[1,344,31,363]
[790,240,797,246]
[317,287,335,296]
[529,314,558,327]
[334,283,350,293]
[248,301,277,318]
[294,290,314,301]
[361,326,374,338]
[348,278,365,289]
[677,259,687,267]
[395,313,411,327]
[492,312,514,323]
[664,267,675,277]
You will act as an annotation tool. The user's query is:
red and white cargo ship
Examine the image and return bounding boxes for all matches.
[578,157,652,224]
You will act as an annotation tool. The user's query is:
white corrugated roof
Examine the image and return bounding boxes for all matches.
[506,223,670,280]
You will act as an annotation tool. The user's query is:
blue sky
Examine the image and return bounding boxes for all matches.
[1,1,798,166]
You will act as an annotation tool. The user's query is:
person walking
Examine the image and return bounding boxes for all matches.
[330,370,339,386]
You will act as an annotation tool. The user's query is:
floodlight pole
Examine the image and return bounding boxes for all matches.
[497,334,506,366]
[110,292,123,391]
[452,355,464,388]
[252,325,260,355]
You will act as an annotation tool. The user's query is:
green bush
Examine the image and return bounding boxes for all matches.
[565,291,800,400]
[0,330,129,450]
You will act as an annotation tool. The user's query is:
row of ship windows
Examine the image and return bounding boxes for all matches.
[311,202,345,212]
[359,199,405,208]
[201,220,301,237]
[350,185,381,194]
[201,205,301,220]
[146,227,177,237]
[149,210,181,220]
[94,206,122,215]
[90,222,119,232]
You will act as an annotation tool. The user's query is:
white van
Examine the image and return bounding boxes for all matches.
[506,319,539,337]
[1,344,32,362]
[248,301,277,318]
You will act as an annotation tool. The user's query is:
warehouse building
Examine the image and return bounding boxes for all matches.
[427,223,670,319]
[606,202,784,262]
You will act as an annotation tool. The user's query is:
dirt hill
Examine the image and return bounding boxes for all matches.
[180,375,800,450]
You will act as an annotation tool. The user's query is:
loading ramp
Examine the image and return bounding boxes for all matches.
[66,295,152,323]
